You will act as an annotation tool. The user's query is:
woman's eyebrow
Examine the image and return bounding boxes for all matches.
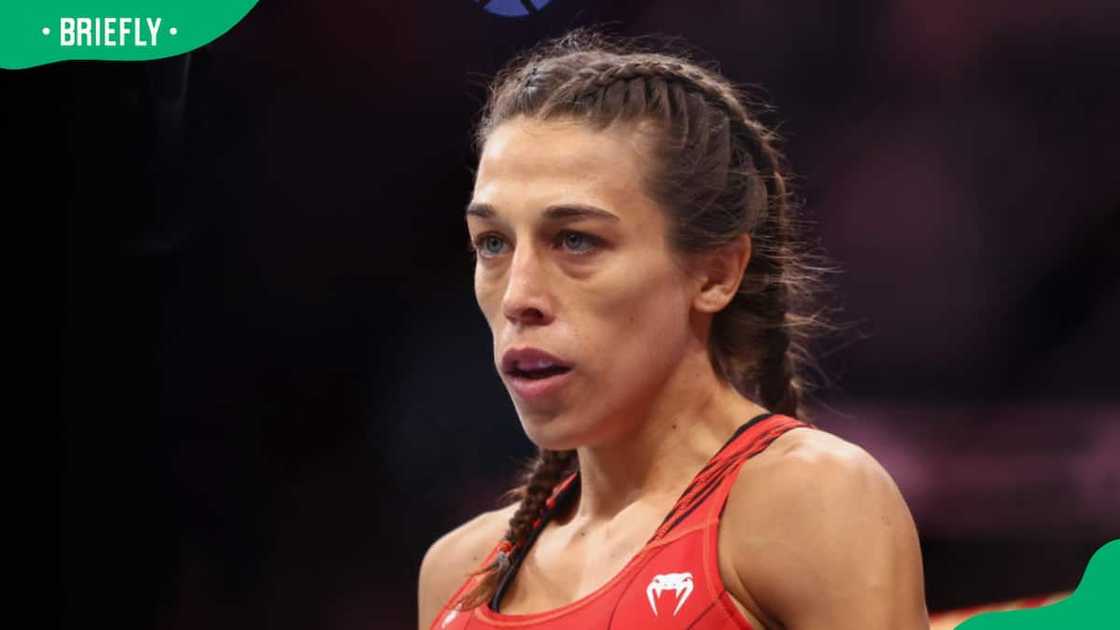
[465,202,620,223]
[465,202,497,219]
[541,204,620,222]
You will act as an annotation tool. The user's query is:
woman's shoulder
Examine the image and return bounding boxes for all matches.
[725,425,902,540]
[421,502,517,576]
[417,503,517,628]
[727,422,911,535]
[721,424,928,627]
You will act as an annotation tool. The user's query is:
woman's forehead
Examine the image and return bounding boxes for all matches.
[483,118,648,179]
[472,117,656,216]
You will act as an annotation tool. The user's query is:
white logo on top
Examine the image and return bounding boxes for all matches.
[440,608,458,628]
[646,572,694,616]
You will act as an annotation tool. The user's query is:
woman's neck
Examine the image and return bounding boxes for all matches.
[569,349,769,523]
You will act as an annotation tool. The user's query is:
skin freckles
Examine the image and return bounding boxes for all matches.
[466,115,701,451]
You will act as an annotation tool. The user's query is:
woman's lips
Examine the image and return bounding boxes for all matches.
[505,367,574,402]
[500,346,575,402]
[500,347,572,374]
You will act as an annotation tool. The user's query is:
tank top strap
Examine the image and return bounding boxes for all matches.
[652,413,814,541]
[703,413,813,518]
[679,414,813,614]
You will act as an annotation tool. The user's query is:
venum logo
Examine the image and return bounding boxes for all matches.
[646,572,694,616]
[477,0,553,18]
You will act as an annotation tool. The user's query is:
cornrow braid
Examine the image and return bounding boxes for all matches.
[573,59,722,93]
[460,27,837,609]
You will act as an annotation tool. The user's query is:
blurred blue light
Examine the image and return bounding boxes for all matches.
[479,0,553,18]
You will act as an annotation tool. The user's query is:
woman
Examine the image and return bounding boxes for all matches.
[419,31,928,629]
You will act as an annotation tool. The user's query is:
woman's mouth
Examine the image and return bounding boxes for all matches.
[509,363,571,379]
[501,348,575,401]
[505,365,574,401]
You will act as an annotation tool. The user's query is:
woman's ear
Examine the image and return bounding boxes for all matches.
[692,234,751,314]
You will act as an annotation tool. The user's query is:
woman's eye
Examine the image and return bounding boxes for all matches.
[558,231,597,254]
[476,234,508,257]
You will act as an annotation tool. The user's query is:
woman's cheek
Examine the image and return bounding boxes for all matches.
[474,276,502,322]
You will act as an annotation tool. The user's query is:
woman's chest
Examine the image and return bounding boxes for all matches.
[486,526,769,629]
[499,526,648,613]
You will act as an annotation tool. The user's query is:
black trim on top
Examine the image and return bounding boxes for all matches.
[661,461,737,535]
[719,412,775,453]
[651,412,775,534]
[661,414,792,536]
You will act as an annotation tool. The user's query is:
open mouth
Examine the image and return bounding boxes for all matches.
[500,349,574,399]
[509,364,572,380]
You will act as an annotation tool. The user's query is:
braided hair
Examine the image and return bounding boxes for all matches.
[458,29,836,609]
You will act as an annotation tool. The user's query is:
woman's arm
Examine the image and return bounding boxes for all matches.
[724,429,929,629]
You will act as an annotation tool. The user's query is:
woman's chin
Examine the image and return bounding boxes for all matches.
[517,412,588,452]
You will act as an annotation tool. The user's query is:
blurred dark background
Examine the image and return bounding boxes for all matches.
[17,0,1118,627]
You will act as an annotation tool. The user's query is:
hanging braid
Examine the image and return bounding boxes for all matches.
[456,449,576,610]
[459,28,836,609]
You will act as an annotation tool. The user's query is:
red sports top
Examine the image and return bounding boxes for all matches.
[432,413,813,630]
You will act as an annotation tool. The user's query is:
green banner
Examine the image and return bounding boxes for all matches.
[958,539,1119,629]
[1,1,259,69]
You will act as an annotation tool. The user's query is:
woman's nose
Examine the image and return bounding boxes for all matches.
[501,244,553,326]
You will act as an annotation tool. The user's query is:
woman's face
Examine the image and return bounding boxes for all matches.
[467,116,700,450]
